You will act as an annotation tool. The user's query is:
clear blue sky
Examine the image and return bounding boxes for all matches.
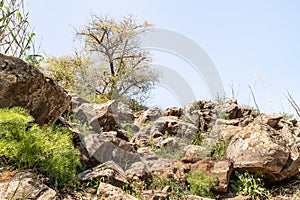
[26,0,300,115]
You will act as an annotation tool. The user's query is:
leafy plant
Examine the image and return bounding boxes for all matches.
[192,131,205,146]
[212,141,227,160]
[230,171,271,200]
[0,107,82,189]
[186,170,217,198]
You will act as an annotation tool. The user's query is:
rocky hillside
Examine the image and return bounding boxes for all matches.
[1,54,300,199]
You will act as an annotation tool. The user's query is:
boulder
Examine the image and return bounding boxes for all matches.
[134,108,162,126]
[73,100,133,132]
[0,53,71,125]
[77,161,128,187]
[125,161,152,181]
[151,116,198,142]
[226,120,300,182]
[0,171,56,199]
[82,134,140,168]
[163,107,183,117]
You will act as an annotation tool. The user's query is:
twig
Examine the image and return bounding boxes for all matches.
[248,85,260,112]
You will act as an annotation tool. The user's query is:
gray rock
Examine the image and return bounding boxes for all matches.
[0,53,71,125]
[82,134,140,168]
[77,161,128,186]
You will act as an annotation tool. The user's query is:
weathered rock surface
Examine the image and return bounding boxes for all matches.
[0,53,71,125]
[81,134,140,168]
[73,100,133,132]
[134,108,162,126]
[225,115,300,182]
[77,161,128,187]
[97,182,137,200]
[0,171,56,199]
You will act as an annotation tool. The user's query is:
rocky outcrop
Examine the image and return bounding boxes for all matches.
[0,53,71,125]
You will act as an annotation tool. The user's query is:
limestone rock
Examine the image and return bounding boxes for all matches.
[0,53,71,125]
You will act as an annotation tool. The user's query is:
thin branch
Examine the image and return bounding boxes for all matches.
[248,85,260,112]
[285,90,300,117]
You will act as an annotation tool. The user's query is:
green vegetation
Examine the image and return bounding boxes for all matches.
[192,131,205,146]
[230,171,271,200]
[0,0,42,64]
[186,170,218,198]
[43,15,159,104]
[0,107,82,189]
[217,111,230,120]
[212,141,227,160]
[149,176,190,199]
[154,146,185,160]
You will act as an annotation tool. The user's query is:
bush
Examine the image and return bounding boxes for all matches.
[0,107,82,188]
[230,171,271,200]
[212,141,227,160]
[186,170,217,198]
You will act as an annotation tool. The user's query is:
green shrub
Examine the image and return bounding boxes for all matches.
[230,171,271,200]
[212,141,227,160]
[0,107,82,188]
[186,170,217,198]
[192,131,205,146]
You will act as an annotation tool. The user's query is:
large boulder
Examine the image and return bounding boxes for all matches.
[0,53,71,125]
[225,115,300,182]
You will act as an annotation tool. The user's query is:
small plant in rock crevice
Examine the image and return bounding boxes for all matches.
[211,141,227,160]
[186,170,218,198]
[148,176,190,199]
[230,171,271,200]
[154,146,185,161]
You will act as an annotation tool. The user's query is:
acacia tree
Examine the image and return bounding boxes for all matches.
[76,15,159,102]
